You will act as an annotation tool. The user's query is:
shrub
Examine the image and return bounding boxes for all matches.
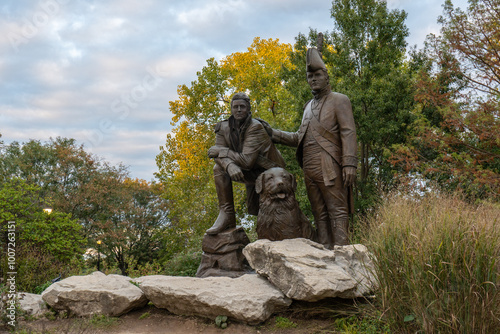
[127,260,163,278]
[162,248,202,277]
[1,178,85,292]
[14,245,83,293]
[363,192,500,333]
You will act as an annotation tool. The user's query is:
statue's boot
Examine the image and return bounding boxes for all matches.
[333,220,349,246]
[316,220,331,249]
[206,172,236,235]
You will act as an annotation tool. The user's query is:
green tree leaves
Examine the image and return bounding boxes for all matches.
[0,179,84,263]
[325,0,416,211]
[0,178,85,291]
[0,138,170,276]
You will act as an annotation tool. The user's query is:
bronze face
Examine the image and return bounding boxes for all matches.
[307,69,329,91]
[231,99,250,123]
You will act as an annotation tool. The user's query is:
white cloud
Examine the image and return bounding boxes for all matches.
[155,52,206,79]
[34,60,67,86]
[0,0,472,180]
[176,0,248,30]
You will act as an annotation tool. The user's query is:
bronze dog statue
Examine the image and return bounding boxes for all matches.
[255,167,315,241]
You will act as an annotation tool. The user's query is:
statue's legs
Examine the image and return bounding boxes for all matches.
[305,175,331,248]
[304,162,349,248]
[206,165,236,235]
[332,219,349,246]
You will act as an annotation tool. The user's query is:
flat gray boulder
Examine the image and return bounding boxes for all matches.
[41,271,148,317]
[134,274,291,325]
[17,293,47,317]
[243,238,376,301]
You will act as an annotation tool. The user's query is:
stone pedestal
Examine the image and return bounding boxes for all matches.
[196,227,252,278]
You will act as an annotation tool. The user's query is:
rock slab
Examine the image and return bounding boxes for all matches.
[41,271,148,317]
[243,238,376,301]
[134,274,291,325]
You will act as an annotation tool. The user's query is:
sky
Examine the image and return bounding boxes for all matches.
[0,0,469,181]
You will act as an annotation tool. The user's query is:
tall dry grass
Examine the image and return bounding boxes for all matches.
[362,193,500,333]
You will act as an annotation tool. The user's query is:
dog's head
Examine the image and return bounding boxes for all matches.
[255,167,296,200]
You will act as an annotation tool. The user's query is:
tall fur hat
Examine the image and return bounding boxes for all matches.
[306,48,327,72]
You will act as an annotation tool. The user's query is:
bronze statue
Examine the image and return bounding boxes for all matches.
[255,167,314,241]
[207,92,285,235]
[270,48,357,248]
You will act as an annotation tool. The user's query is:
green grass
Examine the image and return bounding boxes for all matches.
[88,314,119,328]
[362,192,500,333]
[274,316,297,329]
[334,315,391,334]
[139,312,150,320]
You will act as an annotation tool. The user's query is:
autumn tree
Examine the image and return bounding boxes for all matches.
[391,0,500,199]
[0,138,171,275]
[221,38,297,130]
[156,37,299,247]
[0,137,130,237]
[91,178,170,275]
[155,58,225,250]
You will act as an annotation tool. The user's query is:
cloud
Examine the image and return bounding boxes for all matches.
[176,0,248,33]
[0,0,470,181]
[84,128,170,181]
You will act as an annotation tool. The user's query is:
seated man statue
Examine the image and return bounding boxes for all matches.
[206,92,285,235]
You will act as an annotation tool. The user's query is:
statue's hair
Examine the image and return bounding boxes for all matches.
[231,92,251,111]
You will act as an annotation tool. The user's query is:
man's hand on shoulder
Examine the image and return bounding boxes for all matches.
[255,118,273,137]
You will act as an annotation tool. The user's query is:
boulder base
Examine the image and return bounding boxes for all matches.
[196,227,252,278]
[134,274,291,325]
[41,271,148,317]
[243,238,376,301]
[201,226,250,254]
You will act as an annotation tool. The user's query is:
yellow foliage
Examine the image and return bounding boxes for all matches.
[156,36,297,235]
[157,37,296,184]
[221,37,295,128]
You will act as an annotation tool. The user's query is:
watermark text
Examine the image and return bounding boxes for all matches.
[5,221,17,327]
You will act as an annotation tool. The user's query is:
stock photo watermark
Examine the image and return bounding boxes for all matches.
[85,65,168,148]
[4,221,17,327]
[8,0,71,52]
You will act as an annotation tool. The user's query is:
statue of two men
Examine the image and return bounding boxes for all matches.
[207,47,357,248]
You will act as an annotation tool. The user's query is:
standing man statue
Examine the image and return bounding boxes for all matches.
[207,92,285,235]
[270,47,357,248]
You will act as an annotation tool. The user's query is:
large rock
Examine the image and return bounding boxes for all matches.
[41,271,148,317]
[134,274,291,325]
[243,238,376,301]
[17,293,47,317]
